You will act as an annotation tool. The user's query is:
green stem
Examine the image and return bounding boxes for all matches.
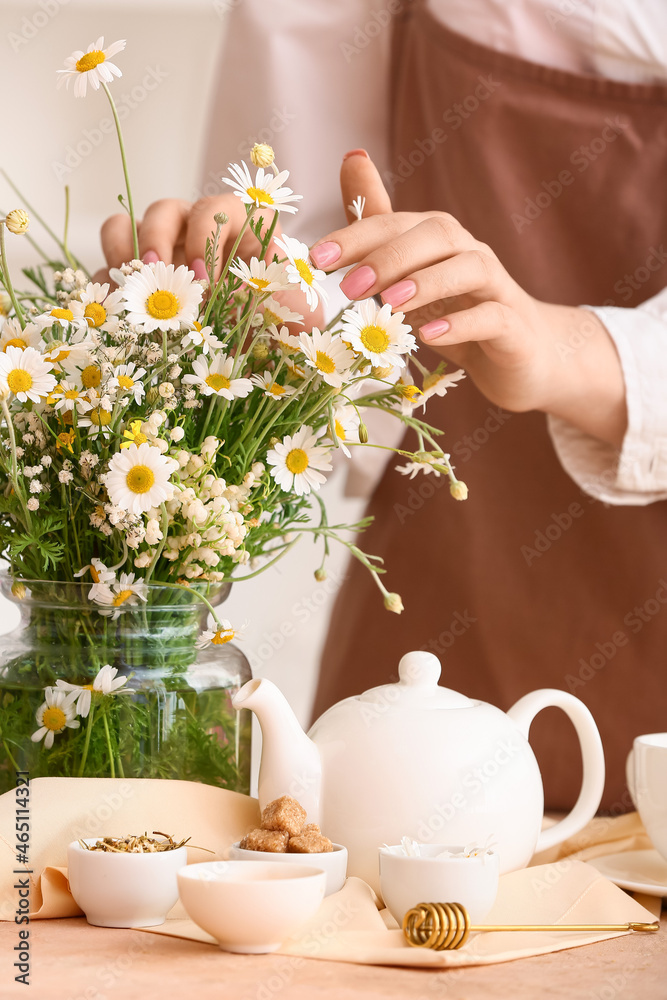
[0,170,88,274]
[62,186,77,271]
[102,709,115,778]
[2,739,19,772]
[202,212,254,326]
[0,223,26,327]
[1,398,31,528]
[101,82,139,259]
[77,701,96,777]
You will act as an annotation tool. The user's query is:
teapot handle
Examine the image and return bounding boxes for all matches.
[507,688,605,853]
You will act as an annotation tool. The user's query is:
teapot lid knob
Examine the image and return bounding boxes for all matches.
[398,651,442,687]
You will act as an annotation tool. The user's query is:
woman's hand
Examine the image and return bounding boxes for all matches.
[94,194,323,329]
[311,152,627,447]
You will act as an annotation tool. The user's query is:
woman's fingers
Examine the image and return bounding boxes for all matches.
[339,150,393,224]
[100,213,135,270]
[418,300,519,348]
[137,199,191,267]
[184,195,249,281]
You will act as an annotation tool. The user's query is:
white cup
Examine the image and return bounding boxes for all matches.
[626,733,667,862]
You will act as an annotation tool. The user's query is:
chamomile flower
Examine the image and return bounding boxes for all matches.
[261,296,304,329]
[181,322,222,355]
[79,282,124,333]
[121,261,203,333]
[251,371,297,400]
[0,319,42,353]
[267,424,332,497]
[35,301,87,332]
[272,325,301,355]
[342,300,415,368]
[109,362,146,404]
[31,687,80,749]
[195,619,245,649]
[299,328,354,388]
[396,456,444,479]
[330,402,360,458]
[74,558,116,602]
[93,572,149,619]
[182,353,253,400]
[274,234,328,310]
[222,161,301,214]
[79,405,113,438]
[45,331,98,369]
[229,257,289,295]
[120,419,149,449]
[50,379,93,415]
[419,366,466,409]
[0,346,56,403]
[55,664,127,718]
[103,442,179,515]
[57,37,126,98]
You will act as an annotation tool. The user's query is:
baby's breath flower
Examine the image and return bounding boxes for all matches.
[27,497,39,511]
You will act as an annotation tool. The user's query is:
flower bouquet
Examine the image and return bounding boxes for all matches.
[0,37,467,792]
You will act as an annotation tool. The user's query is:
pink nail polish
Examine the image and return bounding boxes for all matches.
[340,265,376,299]
[310,242,341,269]
[343,148,369,161]
[420,319,450,340]
[382,279,416,308]
[191,257,207,280]
[143,250,159,264]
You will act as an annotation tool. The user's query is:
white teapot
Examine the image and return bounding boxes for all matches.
[233,651,605,894]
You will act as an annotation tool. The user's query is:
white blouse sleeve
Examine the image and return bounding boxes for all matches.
[548,288,667,505]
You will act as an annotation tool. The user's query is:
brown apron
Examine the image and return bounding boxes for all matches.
[313,3,667,811]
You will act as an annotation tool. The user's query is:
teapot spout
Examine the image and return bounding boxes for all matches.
[233,678,322,822]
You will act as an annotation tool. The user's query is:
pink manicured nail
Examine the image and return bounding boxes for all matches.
[340,265,376,299]
[310,242,341,269]
[382,279,416,308]
[191,257,207,280]
[143,250,159,264]
[343,148,369,161]
[420,319,451,340]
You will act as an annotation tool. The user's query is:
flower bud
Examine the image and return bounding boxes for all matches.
[4,209,29,235]
[314,568,327,582]
[358,422,369,444]
[0,292,11,315]
[371,366,393,379]
[250,143,275,168]
[11,582,26,600]
[450,480,468,501]
[252,341,269,362]
[213,212,229,226]
[384,592,404,615]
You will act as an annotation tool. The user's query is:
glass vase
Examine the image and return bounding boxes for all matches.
[0,575,251,795]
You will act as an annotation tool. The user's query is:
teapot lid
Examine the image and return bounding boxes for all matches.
[358,651,474,710]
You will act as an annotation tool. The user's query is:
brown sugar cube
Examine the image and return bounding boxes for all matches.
[260,796,307,837]
[287,832,334,854]
[239,828,289,853]
[302,823,321,836]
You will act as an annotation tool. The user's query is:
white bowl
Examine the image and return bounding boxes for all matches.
[177,860,326,953]
[228,841,347,896]
[379,844,499,925]
[67,838,188,927]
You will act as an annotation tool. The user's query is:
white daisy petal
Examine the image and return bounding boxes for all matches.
[102,442,179,515]
[222,161,301,215]
[267,424,332,497]
[0,346,56,403]
[274,234,328,310]
[182,352,253,400]
[57,38,126,98]
[121,261,203,333]
[341,300,416,369]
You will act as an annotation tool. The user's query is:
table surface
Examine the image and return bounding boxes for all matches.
[2,911,666,1000]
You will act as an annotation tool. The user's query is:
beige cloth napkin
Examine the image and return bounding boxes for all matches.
[0,778,659,968]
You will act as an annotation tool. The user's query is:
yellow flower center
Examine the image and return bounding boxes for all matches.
[211,629,234,645]
[192,321,202,331]
[263,308,281,327]
[57,431,75,450]
[64,389,80,400]
[285,448,309,474]
[400,384,422,400]
[84,302,107,328]
[51,308,74,322]
[335,419,346,441]
[90,407,111,427]
[250,277,271,291]
[246,186,274,205]
[113,589,134,608]
[423,373,445,392]
[7,369,33,394]
[90,566,100,583]
[4,337,28,350]
[42,705,67,732]
[315,351,336,375]
[294,259,314,285]
[126,465,156,494]
[205,374,231,392]
[81,365,101,388]
[269,383,286,396]
[76,50,106,73]
[117,375,135,390]
[360,324,390,354]
[82,683,94,691]
[146,290,180,320]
